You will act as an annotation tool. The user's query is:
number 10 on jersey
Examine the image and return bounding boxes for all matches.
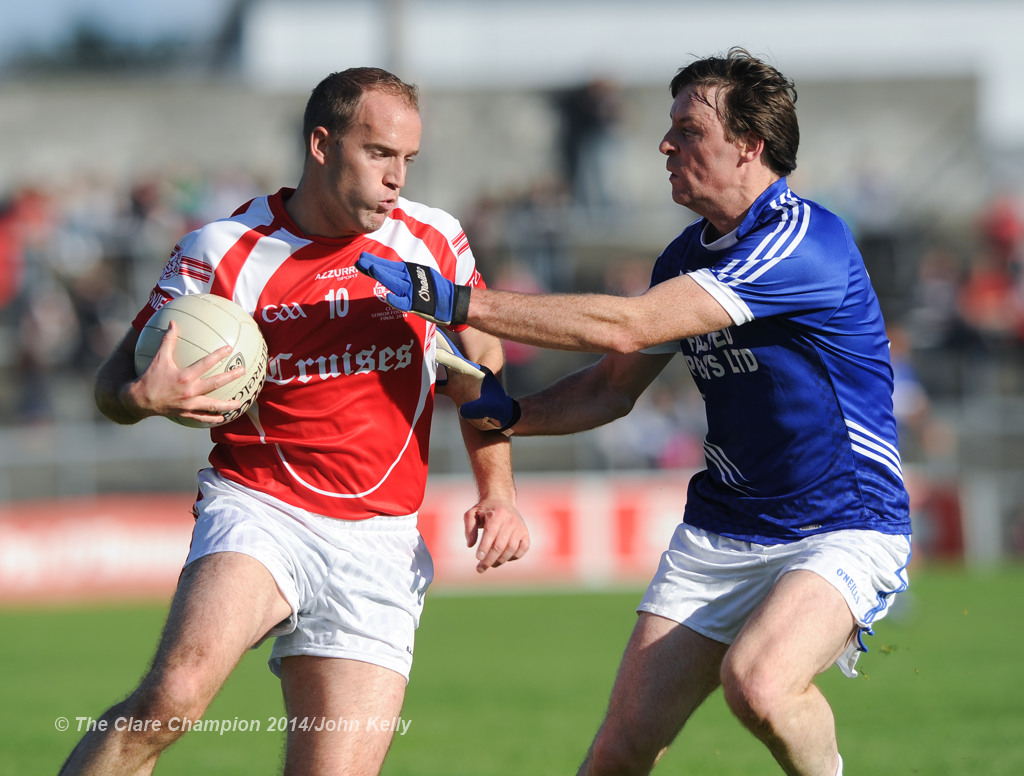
[326,288,349,319]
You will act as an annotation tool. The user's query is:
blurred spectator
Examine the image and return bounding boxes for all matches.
[977,192,1024,272]
[0,193,30,310]
[956,248,1017,347]
[554,77,623,216]
[888,323,955,463]
[504,177,574,290]
[15,277,79,423]
[906,247,965,350]
[466,178,574,292]
[120,177,189,301]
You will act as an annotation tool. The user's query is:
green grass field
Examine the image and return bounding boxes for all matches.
[3,564,1023,775]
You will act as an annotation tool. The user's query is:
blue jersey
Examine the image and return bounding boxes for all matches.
[651,178,910,544]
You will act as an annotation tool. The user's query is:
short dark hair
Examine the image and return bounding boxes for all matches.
[302,67,419,143]
[670,48,799,177]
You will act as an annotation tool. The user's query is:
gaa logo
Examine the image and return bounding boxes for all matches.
[373,283,390,302]
[261,303,307,323]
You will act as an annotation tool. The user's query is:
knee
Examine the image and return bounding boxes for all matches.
[719,655,781,735]
[126,668,215,740]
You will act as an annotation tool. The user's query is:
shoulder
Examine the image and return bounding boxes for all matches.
[738,186,857,273]
[178,194,275,254]
[386,198,474,271]
[762,186,852,245]
[391,197,464,237]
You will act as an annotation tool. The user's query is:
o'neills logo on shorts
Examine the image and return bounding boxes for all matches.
[415,266,431,302]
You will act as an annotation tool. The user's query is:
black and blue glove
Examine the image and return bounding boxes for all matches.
[356,252,471,326]
[435,330,521,434]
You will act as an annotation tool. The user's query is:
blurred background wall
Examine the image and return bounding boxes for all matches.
[2,0,1024,587]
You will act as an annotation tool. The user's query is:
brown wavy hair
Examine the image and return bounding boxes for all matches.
[670,48,799,177]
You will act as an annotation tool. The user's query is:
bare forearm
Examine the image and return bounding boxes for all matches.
[464,275,734,355]
[94,345,147,425]
[513,369,633,437]
[459,421,529,574]
[467,288,639,353]
[512,351,673,437]
[461,422,516,500]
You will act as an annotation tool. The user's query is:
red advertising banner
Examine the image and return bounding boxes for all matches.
[0,473,692,604]
[0,469,952,603]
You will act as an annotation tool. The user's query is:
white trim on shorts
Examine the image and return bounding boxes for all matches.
[638,523,911,678]
[186,468,433,681]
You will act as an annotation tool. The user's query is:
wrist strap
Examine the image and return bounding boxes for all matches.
[452,285,471,326]
[498,399,521,435]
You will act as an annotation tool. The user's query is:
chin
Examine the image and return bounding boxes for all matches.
[363,215,387,233]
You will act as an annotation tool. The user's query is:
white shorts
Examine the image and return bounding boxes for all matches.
[638,524,911,678]
[186,469,434,681]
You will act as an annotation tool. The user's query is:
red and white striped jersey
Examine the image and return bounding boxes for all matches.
[132,188,486,520]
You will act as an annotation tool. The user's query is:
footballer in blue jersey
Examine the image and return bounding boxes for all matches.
[357,48,910,776]
[651,176,910,544]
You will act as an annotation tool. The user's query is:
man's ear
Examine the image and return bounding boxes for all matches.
[309,126,332,164]
[738,132,764,164]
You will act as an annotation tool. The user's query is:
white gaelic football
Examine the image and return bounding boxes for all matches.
[134,294,268,428]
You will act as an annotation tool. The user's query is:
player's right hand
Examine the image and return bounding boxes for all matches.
[464,497,530,573]
[129,321,244,425]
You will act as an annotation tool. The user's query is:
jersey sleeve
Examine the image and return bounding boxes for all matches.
[130,228,217,330]
[448,231,484,333]
[450,228,486,290]
[434,217,485,331]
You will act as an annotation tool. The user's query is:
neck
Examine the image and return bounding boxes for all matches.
[703,174,782,238]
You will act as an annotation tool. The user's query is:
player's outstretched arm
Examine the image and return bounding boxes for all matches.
[356,252,734,353]
[95,323,242,426]
[513,351,674,437]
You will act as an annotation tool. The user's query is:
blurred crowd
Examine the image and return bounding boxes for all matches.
[0,171,265,424]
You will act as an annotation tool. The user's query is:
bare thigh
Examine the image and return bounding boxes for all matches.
[58,552,292,776]
[723,569,857,697]
[140,551,293,714]
[280,656,408,776]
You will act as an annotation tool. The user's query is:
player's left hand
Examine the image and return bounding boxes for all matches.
[355,252,471,326]
[434,330,521,433]
[459,372,521,433]
[464,498,530,574]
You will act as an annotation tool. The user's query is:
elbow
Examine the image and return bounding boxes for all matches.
[599,308,663,355]
[608,394,637,421]
[604,330,653,355]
